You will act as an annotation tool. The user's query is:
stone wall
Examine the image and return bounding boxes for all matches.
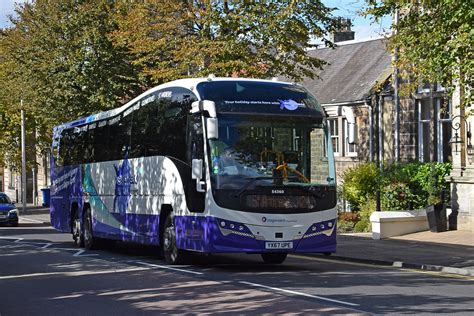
[448,86,473,232]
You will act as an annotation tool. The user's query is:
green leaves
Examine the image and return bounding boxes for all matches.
[364,0,473,109]
[342,162,453,212]
[111,1,334,83]
[0,0,142,167]
[0,0,335,168]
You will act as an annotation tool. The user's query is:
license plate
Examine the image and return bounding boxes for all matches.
[0,215,6,219]
[265,241,293,249]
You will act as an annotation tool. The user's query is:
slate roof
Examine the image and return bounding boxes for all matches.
[301,39,392,105]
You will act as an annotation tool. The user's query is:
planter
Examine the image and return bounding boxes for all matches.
[426,203,447,232]
[370,208,430,240]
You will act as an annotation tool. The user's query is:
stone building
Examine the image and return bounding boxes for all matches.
[301,39,393,178]
[448,87,473,232]
[298,37,473,232]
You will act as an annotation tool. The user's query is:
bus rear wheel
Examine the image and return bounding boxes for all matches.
[261,252,287,264]
[72,211,83,247]
[163,214,187,265]
[83,207,99,250]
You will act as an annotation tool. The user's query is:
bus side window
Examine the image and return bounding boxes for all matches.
[131,96,159,158]
[85,123,96,163]
[60,129,73,166]
[161,88,197,161]
[71,126,87,165]
[93,120,109,162]
[108,113,132,160]
[53,136,63,167]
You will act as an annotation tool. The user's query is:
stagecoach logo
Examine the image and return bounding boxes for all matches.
[278,99,301,111]
[262,216,297,224]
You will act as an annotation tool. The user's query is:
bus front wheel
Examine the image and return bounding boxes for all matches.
[163,214,187,265]
[261,252,287,264]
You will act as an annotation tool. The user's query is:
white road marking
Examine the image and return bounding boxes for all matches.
[239,281,359,307]
[41,243,53,249]
[50,294,84,300]
[0,237,23,242]
[136,261,203,275]
[19,217,46,224]
[73,249,99,257]
[0,244,26,249]
[0,267,150,280]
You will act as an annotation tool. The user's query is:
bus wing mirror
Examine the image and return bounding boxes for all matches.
[191,159,206,193]
[191,100,217,118]
[206,118,218,139]
[192,159,203,180]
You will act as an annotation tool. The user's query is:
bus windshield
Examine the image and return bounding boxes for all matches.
[208,115,334,193]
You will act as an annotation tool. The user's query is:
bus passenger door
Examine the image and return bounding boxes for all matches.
[185,114,205,213]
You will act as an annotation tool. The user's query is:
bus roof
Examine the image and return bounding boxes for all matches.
[53,77,294,134]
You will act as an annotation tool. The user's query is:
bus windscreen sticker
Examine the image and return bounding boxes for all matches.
[278,99,301,111]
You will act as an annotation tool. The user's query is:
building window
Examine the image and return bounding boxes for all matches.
[436,98,452,162]
[344,119,357,157]
[417,83,431,94]
[328,119,340,156]
[418,99,431,162]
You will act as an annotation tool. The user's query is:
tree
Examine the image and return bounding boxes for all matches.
[0,0,337,168]
[364,0,473,110]
[0,0,142,168]
[111,0,336,84]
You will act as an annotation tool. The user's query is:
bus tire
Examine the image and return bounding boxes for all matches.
[163,214,187,265]
[261,252,287,264]
[83,206,98,250]
[72,209,84,247]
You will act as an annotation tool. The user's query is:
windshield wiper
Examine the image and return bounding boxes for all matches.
[233,176,274,198]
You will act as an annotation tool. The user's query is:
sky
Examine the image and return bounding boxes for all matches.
[0,0,391,42]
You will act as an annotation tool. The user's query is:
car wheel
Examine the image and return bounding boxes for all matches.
[162,214,187,265]
[261,252,287,264]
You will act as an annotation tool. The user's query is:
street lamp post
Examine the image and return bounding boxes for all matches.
[21,102,27,214]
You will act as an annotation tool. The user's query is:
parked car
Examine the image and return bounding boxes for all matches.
[0,193,18,227]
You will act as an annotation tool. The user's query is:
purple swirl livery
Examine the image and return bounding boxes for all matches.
[113,152,134,215]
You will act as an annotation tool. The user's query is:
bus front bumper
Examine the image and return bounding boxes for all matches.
[174,216,337,254]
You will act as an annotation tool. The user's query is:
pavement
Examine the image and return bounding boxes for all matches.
[15,204,474,277]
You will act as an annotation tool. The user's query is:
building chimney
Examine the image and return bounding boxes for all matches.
[331,17,355,43]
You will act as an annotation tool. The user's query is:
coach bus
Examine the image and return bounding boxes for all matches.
[50,77,337,264]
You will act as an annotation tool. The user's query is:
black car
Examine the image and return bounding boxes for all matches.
[0,193,18,226]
